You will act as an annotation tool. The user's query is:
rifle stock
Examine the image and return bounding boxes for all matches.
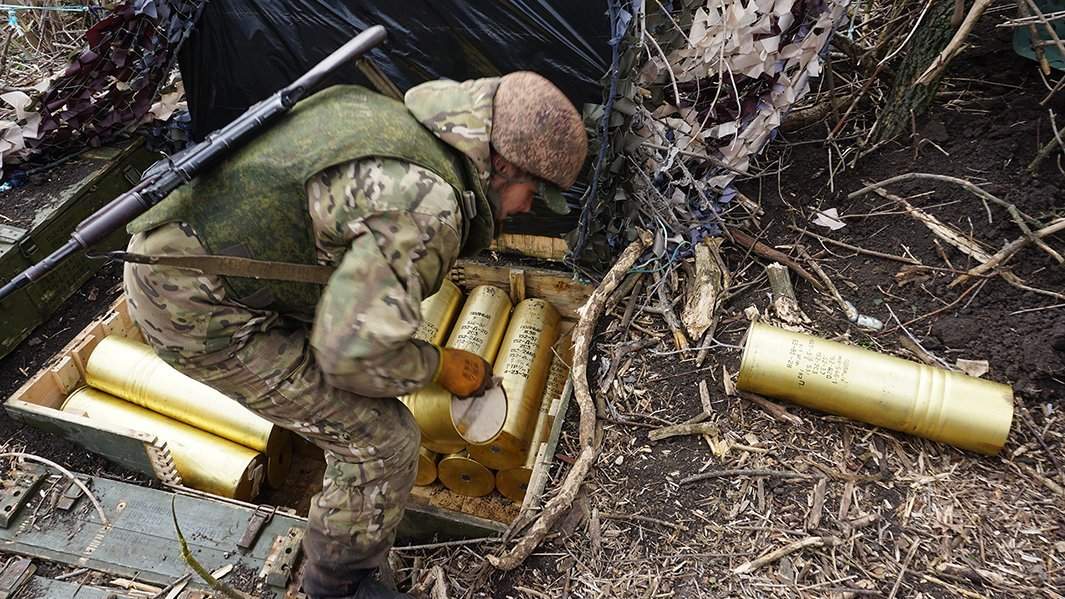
[0,25,387,302]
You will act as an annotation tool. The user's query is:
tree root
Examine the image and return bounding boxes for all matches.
[488,230,653,571]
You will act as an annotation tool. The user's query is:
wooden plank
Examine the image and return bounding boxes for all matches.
[524,377,573,511]
[21,577,115,599]
[0,474,302,596]
[4,400,160,478]
[398,501,506,542]
[449,263,591,321]
[489,234,569,261]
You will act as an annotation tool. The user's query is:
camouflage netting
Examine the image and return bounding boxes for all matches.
[568,0,849,276]
[0,0,203,172]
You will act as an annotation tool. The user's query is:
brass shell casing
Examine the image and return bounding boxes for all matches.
[416,447,439,486]
[469,299,560,470]
[444,285,513,360]
[63,387,264,500]
[437,451,495,497]
[403,285,512,453]
[737,322,1014,455]
[413,279,464,345]
[497,349,570,503]
[84,336,291,488]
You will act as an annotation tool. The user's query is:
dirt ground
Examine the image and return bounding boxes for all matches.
[0,15,1062,599]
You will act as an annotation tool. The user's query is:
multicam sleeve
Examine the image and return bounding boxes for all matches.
[307,158,463,398]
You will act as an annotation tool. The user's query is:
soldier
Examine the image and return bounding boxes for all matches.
[121,72,587,599]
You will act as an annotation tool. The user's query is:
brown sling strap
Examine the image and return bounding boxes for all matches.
[111,252,335,285]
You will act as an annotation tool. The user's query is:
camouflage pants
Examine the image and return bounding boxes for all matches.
[122,223,420,581]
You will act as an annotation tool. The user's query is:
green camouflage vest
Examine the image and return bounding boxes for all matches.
[129,85,493,315]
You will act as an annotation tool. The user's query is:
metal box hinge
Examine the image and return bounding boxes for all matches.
[0,465,46,528]
[261,527,304,588]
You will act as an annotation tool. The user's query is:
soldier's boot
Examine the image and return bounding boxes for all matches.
[303,566,412,599]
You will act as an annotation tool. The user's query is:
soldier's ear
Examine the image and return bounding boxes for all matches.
[490,151,519,177]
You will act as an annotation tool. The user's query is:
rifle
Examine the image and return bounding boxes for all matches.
[0,25,387,302]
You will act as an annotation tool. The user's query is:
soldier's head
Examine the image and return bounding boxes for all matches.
[488,72,588,228]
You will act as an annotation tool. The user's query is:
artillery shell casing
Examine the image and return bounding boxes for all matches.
[737,322,1014,455]
[444,285,513,361]
[85,336,291,488]
[469,299,561,470]
[416,447,439,486]
[437,450,495,497]
[63,387,264,500]
[403,285,512,452]
[496,349,570,503]
[413,279,464,345]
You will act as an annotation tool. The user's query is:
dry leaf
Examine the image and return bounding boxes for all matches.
[956,359,989,378]
[812,208,846,230]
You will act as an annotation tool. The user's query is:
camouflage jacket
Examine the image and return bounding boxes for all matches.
[308,77,500,397]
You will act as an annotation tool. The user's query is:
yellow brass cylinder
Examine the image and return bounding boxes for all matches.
[437,451,495,497]
[403,285,512,452]
[469,299,560,470]
[416,447,439,486]
[413,279,464,345]
[496,349,570,503]
[736,322,1014,455]
[63,387,264,499]
[444,285,513,360]
[84,336,291,488]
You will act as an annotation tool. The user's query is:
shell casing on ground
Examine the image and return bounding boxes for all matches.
[469,299,560,470]
[403,285,512,451]
[85,335,291,488]
[736,322,1014,455]
[416,447,439,486]
[437,451,495,497]
[63,387,265,499]
[496,349,569,503]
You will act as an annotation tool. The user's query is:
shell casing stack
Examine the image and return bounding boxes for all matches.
[84,335,292,489]
[403,285,512,454]
[469,299,560,470]
[496,345,571,503]
[63,387,265,500]
[437,450,495,497]
[416,447,439,486]
[737,322,1014,455]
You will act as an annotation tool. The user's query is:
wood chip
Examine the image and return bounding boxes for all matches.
[649,421,720,442]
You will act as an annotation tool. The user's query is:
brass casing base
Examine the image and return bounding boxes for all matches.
[416,447,439,486]
[63,387,264,499]
[437,451,495,497]
[495,467,531,503]
[737,322,1014,455]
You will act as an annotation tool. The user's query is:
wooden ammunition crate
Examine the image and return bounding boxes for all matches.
[4,249,590,542]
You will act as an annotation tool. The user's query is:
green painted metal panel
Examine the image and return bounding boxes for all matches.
[0,140,160,359]
[0,473,304,597]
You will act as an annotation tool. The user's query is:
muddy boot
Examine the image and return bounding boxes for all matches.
[303,565,411,599]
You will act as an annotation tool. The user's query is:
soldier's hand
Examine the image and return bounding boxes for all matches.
[435,348,493,398]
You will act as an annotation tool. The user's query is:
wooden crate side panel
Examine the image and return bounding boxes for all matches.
[523,376,572,511]
[398,501,507,542]
[489,234,568,262]
[5,400,160,477]
[449,263,591,320]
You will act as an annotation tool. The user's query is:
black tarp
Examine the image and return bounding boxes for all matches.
[178,1,612,141]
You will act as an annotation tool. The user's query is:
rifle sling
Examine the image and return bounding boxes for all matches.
[110,252,335,285]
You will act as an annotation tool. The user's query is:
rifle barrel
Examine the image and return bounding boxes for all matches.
[0,25,388,303]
